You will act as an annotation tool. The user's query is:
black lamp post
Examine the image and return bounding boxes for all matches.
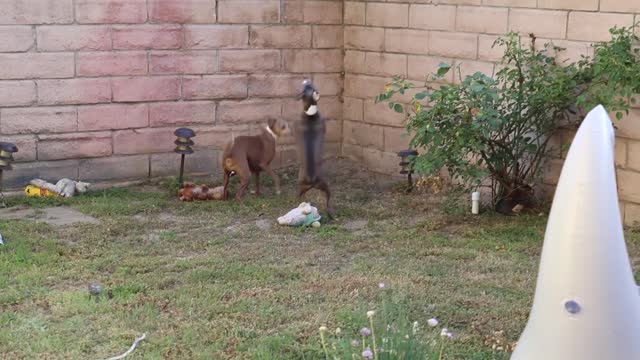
[174,128,195,186]
[0,142,18,205]
[398,149,418,192]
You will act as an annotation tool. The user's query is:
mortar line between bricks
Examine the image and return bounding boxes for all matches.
[33,25,39,52]
[145,0,150,24]
[565,11,570,40]
[74,108,79,139]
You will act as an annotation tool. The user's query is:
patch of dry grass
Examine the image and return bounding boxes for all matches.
[1,160,639,359]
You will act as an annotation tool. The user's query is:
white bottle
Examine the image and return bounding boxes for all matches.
[471,191,480,214]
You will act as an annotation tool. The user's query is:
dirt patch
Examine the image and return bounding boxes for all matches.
[0,206,100,226]
[255,219,272,231]
[343,219,368,231]
[224,222,246,234]
[0,205,36,220]
[133,212,182,223]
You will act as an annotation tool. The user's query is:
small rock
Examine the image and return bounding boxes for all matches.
[88,283,102,302]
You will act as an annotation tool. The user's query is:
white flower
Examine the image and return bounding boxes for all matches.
[412,321,419,334]
[335,328,341,335]
[440,328,454,340]
[367,310,376,318]
[319,326,328,333]
[378,282,386,289]
[427,318,439,327]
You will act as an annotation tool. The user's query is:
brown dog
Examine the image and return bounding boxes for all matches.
[222,119,290,201]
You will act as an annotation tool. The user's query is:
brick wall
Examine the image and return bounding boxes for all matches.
[0,0,344,188]
[342,0,640,226]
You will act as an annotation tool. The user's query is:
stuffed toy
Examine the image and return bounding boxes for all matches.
[27,178,90,198]
[178,182,224,201]
[25,185,61,197]
[277,202,321,227]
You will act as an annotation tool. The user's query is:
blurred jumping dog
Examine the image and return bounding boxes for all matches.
[295,80,334,218]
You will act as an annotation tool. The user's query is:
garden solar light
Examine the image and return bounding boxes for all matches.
[0,142,17,206]
[511,106,640,359]
[87,282,102,302]
[397,150,418,192]
[174,128,196,186]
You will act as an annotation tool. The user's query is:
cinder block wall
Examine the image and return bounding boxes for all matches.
[342,0,640,226]
[0,0,344,188]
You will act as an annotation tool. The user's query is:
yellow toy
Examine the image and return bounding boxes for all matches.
[25,185,62,197]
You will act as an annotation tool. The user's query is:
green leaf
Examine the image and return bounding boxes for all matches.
[470,84,485,92]
[437,63,451,77]
[393,103,404,113]
[616,112,623,120]
[414,91,429,100]
[388,102,395,110]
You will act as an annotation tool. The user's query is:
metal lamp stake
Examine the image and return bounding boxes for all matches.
[174,128,196,186]
[0,142,18,207]
[398,149,418,192]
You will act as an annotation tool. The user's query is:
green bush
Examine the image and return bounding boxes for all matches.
[377,25,640,213]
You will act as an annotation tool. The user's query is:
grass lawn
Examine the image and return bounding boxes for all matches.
[2,160,639,359]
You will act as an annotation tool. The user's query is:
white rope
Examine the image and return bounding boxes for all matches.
[104,333,146,360]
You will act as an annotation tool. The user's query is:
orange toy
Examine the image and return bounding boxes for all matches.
[178,182,224,201]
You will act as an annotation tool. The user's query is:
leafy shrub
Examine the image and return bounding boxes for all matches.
[377,25,640,212]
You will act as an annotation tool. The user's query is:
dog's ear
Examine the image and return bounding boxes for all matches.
[268,118,277,129]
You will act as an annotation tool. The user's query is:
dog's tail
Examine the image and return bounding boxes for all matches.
[223,158,236,176]
[222,139,237,176]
